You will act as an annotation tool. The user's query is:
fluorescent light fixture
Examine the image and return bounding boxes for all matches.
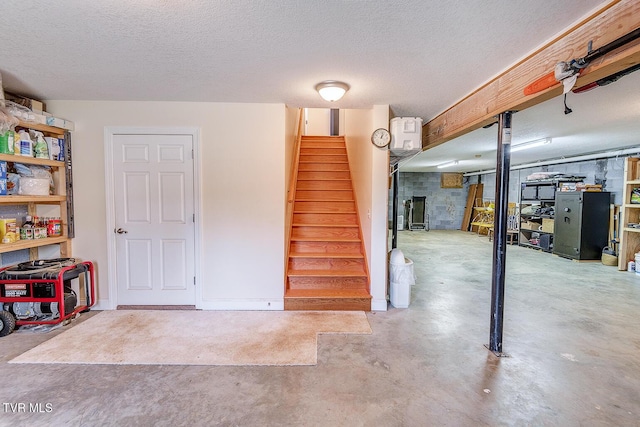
[316,80,349,102]
[511,137,551,152]
[437,160,459,169]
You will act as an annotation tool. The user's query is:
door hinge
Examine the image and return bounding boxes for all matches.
[193,213,195,223]
[193,276,196,286]
[191,149,194,159]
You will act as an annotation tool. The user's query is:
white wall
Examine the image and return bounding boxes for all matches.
[46,101,286,310]
[344,105,390,311]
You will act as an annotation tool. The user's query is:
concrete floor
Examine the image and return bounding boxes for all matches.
[1,230,640,426]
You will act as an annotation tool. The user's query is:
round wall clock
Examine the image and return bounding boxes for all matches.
[371,128,391,148]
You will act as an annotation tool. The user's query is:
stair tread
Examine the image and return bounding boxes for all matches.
[293,211,356,215]
[290,237,361,243]
[295,198,354,201]
[293,211,357,214]
[299,161,348,164]
[285,289,371,298]
[288,269,367,277]
[297,178,351,181]
[292,223,358,228]
[289,252,364,259]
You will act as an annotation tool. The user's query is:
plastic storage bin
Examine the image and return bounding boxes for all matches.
[390,117,423,156]
[389,248,415,308]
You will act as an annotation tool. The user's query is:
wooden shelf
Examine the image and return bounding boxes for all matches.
[0,120,72,261]
[0,195,66,204]
[15,120,65,136]
[0,153,64,168]
[0,236,68,254]
[618,158,640,269]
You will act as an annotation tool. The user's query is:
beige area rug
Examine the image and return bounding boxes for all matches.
[9,310,372,366]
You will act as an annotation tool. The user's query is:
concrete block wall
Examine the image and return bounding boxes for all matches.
[389,172,470,230]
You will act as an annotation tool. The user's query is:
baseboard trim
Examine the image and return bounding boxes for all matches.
[117,305,196,310]
[91,300,112,311]
[371,298,388,311]
[198,299,284,311]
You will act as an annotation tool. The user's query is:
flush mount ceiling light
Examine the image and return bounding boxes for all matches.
[511,137,552,153]
[437,160,459,169]
[315,80,350,102]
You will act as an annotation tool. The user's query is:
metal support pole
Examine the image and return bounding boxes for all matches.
[488,111,512,356]
[391,166,399,249]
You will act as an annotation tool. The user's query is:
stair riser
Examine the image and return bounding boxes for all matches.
[284,298,371,311]
[287,276,368,290]
[290,241,362,254]
[294,201,355,212]
[300,155,348,163]
[297,171,351,180]
[300,148,346,155]
[288,258,366,272]
[298,163,349,172]
[296,190,354,201]
[296,181,352,191]
[301,141,345,148]
[293,212,358,225]
[291,227,360,239]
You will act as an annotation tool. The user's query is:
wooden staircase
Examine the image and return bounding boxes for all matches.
[285,135,371,311]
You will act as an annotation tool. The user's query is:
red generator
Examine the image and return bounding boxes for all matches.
[0,258,95,337]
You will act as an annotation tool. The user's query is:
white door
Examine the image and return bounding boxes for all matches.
[113,133,195,306]
[304,108,331,135]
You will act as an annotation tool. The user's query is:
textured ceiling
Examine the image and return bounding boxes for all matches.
[2,0,634,173]
[0,0,606,121]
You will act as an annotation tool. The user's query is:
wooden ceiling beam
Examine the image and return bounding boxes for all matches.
[422,0,640,151]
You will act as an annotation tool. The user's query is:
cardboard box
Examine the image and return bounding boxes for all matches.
[44,137,61,160]
[0,218,18,243]
[45,116,75,131]
[542,218,554,233]
[520,220,539,231]
[4,92,45,113]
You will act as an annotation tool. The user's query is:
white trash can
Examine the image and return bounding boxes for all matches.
[389,248,415,308]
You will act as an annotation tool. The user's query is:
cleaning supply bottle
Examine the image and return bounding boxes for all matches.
[18,130,33,157]
[33,131,49,159]
[13,131,21,155]
[0,130,13,154]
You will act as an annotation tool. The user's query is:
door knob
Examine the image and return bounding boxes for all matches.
[115,228,128,234]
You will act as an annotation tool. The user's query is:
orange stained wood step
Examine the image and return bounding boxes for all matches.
[286,135,371,311]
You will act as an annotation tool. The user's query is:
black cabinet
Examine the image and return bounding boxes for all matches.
[553,192,611,260]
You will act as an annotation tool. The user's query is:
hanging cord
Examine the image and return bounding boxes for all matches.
[564,94,572,115]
